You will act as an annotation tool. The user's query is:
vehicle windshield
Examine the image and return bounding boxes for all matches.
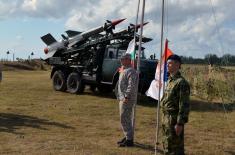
[118,49,146,59]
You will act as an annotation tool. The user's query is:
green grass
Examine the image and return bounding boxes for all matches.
[0,71,234,155]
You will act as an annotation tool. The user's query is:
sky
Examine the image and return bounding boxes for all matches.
[0,0,234,60]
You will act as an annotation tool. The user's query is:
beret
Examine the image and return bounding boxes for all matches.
[167,54,182,64]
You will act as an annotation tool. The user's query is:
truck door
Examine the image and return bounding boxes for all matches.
[101,47,120,83]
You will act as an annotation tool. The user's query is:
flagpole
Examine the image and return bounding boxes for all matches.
[137,1,145,71]
[133,0,140,48]
[132,0,144,142]
[155,0,165,154]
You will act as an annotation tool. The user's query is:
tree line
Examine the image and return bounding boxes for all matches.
[180,54,235,66]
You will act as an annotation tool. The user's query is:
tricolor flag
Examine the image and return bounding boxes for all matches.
[126,39,136,68]
[145,40,173,100]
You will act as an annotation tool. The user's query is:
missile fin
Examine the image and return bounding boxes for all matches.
[41,33,57,46]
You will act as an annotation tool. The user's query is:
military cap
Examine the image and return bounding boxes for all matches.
[121,53,131,60]
[167,54,182,64]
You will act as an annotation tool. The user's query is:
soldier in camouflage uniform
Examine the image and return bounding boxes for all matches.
[115,53,138,147]
[160,54,190,155]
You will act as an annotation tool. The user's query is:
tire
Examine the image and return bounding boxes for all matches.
[52,70,67,91]
[67,72,85,94]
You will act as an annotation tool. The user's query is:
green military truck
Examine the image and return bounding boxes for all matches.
[49,43,156,94]
[41,21,156,94]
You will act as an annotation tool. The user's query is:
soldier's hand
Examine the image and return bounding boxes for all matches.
[175,124,183,136]
[123,98,129,104]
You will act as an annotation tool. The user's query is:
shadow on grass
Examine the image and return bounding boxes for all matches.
[137,96,235,112]
[138,97,235,112]
[137,95,235,112]
[81,90,116,99]
[82,89,158,107]
[190,100,235,112]
[137,95,158,107]
[80,89,235,112]
[224,150,235,155]
[0,113,74,135]
[134,142,163,154]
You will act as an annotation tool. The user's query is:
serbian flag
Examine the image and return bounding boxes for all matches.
[145,39,173,100]
[126,39,136,68]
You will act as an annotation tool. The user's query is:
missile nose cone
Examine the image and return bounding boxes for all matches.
[143,22,149,26]
[111,18,126,26]
[136,22,149,29]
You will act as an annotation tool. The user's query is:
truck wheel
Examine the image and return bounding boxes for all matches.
[67,72,85,94]
[52,70,67,91]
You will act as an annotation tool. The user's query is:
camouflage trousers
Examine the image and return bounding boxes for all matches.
[119,100,135,140]
[162,113,185,155]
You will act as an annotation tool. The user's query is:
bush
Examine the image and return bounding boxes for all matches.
[182,64,235,104]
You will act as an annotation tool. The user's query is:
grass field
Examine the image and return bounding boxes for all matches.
[0,70,234,155]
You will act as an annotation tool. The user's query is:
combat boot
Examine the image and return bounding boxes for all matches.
[117,137,126,144]
[118,139,134,147]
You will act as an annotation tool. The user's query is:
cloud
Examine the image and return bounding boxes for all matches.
[20,0,78,19]
[0,1,18,20]
[0,0,234,58]
[62,0,235,57]
[16,35,23,40]
[65,0,128,30]
[21,0,37,11]
[0,0,82,19]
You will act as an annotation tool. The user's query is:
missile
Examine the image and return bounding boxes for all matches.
[41,33,67,59]
[115,22,149,35]
[113,22,152,43]
[130,22,149,30]
[41,18,126,59]
[67,18,126,47]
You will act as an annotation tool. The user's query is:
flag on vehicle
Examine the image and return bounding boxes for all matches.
[145,39,173,100]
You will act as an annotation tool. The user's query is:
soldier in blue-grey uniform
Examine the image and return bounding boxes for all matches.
[161,54,190,155]
[115,53,138,147]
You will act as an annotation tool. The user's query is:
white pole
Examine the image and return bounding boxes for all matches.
[133,0,141,46]
[137,0,145,72]
[155,0,165,154]
[132,0,145,142]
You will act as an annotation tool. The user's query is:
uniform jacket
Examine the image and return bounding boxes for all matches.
[161,71,190,125]
[115,66,138,101]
